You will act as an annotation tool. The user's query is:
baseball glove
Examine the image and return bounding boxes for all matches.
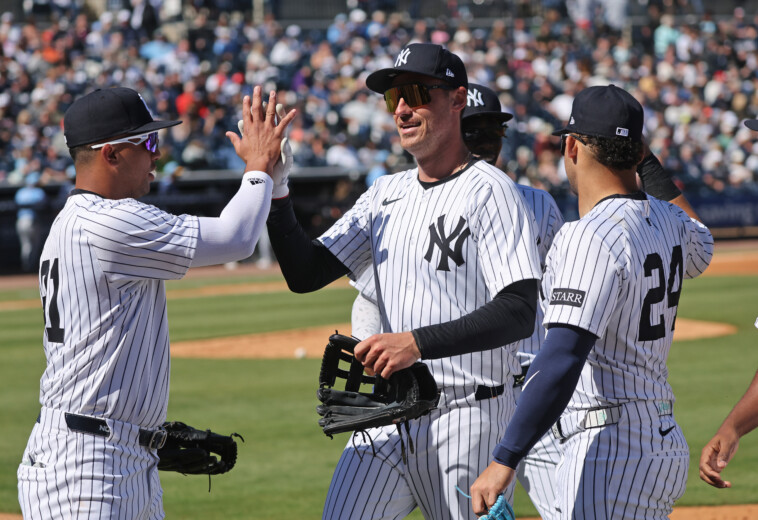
[316,333,439,437]
[157,421,242,475]
[478,494,515,520]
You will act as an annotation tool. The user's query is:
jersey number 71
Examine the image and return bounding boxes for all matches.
[40,258,64,343]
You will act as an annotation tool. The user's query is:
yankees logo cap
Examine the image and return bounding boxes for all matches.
[462,83,513,123]
[366,43,467,94]
[552,84,643,141]
[64,87,181,148]
[745,119,758,131]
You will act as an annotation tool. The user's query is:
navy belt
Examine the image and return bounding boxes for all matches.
[475,384,505,400]
[38,412,167,450]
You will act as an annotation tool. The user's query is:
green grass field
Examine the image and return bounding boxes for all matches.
[2,271,758,518]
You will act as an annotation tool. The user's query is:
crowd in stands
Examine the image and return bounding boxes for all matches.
[2,0,758,204]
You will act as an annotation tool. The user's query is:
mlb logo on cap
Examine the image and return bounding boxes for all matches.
[616,128,629,137]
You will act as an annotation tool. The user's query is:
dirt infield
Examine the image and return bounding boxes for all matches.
[169,317,737,360]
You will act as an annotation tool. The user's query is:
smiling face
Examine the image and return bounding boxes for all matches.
[389,73,464,162]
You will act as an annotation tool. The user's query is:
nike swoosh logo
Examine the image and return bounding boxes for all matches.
[522,370,540,391]
[382,197,403,206]
[659,425,675,436]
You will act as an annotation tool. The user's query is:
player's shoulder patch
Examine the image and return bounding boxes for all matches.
[550,288,586,308]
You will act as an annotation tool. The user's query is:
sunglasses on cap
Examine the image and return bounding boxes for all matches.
[383,83,456,112]
[90,131,159,153]
[560,133,587,155]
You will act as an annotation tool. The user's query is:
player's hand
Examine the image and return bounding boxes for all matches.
[699,427,740,488]
[354,331,421,379]
[225,86,296,174]
[271,104,293,198]
[470,461,515,516]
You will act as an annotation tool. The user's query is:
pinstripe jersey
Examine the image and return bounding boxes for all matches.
[37,192,198,428]
[542,193,713,409]
[351,183,564,366]
[320,159,542,391]
[513,185,564,365]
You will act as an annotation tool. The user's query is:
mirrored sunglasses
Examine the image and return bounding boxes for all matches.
[91,131,159,153]
[383,83,455,112]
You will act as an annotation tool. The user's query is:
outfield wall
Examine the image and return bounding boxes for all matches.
[1,171,756,274]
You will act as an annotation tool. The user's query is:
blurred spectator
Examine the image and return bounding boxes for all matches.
[2,2,758,211]
[15,172,47,272]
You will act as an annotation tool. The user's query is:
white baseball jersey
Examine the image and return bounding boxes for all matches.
[351,183,563,366]
[512,185,564,365]
[37,193,198,427]
[543,194,714,409]
[320,159,542,394]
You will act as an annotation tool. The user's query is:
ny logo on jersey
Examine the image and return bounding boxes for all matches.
[424,215,470,271]
[467,88,484,107]
[395,48,411,67]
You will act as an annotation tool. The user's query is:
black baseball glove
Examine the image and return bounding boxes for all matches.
[316,333,439,437]
[157,421,242,475]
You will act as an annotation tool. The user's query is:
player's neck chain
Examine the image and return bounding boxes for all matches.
[453,152,475,176]
[420,153,475,188]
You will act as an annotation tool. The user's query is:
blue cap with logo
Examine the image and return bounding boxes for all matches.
[64,87,181,148]
[366,43,467,94]
[552,84,643,141]
[462,83,513,124]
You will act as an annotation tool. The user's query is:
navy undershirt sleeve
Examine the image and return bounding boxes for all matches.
[492,324,597,468]
[412,279,538,359]
[267,196,350,293]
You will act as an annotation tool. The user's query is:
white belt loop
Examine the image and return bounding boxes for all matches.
[581,406,622,429]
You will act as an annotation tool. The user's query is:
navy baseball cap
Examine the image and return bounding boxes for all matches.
[64,87,181,148]
[462,83,513,124]
[552,84,643,141]
[366,43,467,94]
[745,119,758,131]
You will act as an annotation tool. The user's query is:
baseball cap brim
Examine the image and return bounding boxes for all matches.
[366,68,402,94]
[70,120,181,148]
[366,69,453,94]
[745,119,758,131]
[121,120,181,137]
[463,110,513,124]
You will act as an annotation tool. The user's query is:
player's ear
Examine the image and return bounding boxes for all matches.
[565,136,581,162]
[100,144,119,166]
[451,86,467,113]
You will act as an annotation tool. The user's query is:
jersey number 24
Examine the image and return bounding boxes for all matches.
[639,245,683,342]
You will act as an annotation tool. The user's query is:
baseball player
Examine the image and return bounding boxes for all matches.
[471,84,714,519]
[349,82,565,519]
[267,44,542,519]
[699,118,758,489]
[17,86,294,519]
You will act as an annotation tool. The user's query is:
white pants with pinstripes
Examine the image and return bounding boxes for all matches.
[515,428,561,519]
[323,391,515,520]
[554,400,688,520]
[18,407,164,520]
